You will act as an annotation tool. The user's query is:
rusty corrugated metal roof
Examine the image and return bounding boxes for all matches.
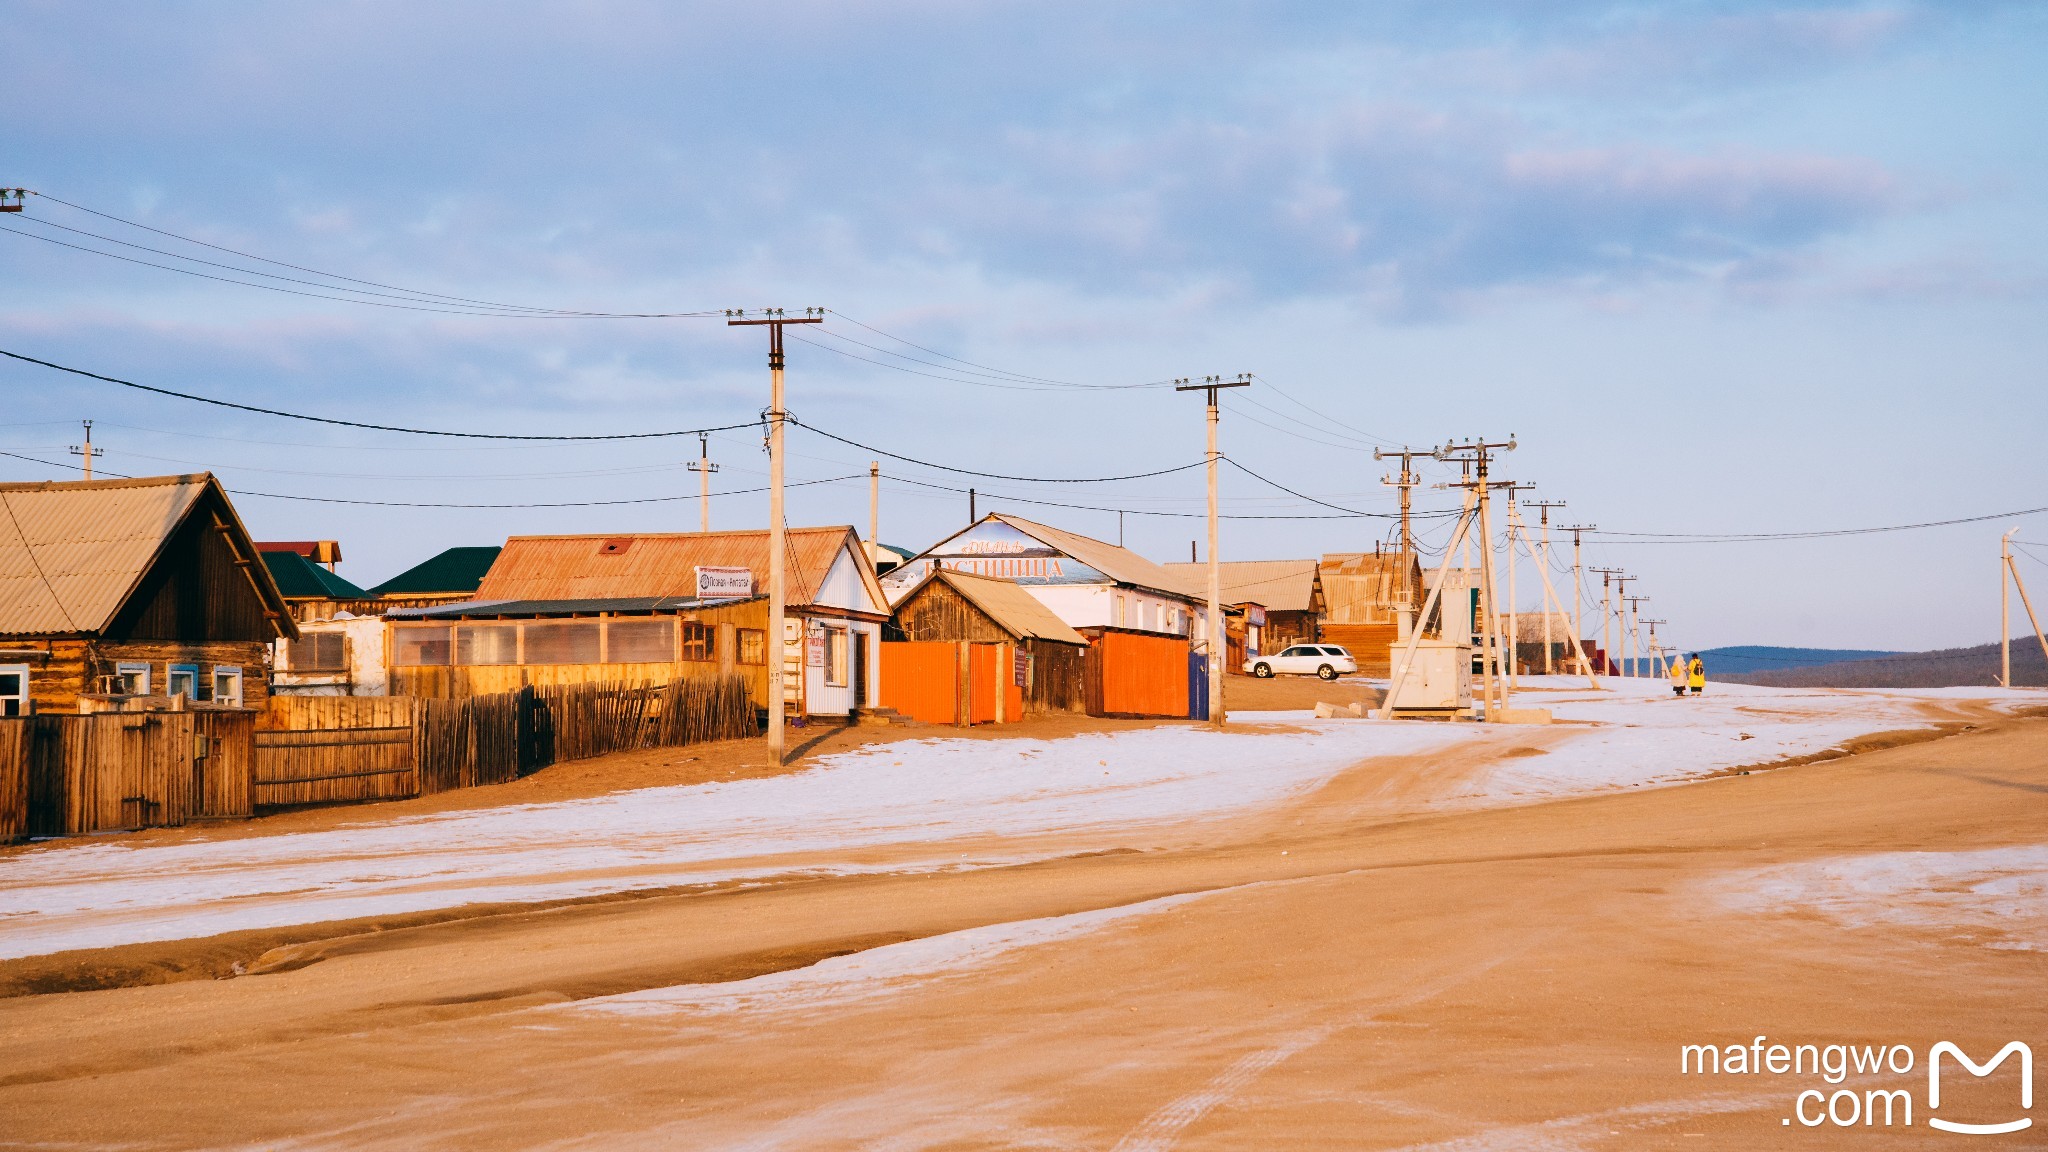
[0,472,294,638]
[475,526,884,611]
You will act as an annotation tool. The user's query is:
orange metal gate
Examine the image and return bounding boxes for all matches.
[1086,631,1191,718]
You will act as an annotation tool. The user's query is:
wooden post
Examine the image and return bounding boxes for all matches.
[2009,553,2048,678]
[2004,528,2015,687]
[869,462,880,552]
[956,641,971,728]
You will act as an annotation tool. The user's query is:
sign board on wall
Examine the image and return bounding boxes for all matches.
[807,635,825,668]
[695,566,753,599]
[1014,649,1031,688]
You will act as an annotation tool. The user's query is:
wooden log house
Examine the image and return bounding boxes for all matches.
[0,473,296,715]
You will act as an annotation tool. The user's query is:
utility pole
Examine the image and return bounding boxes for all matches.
[1625,595,1650,678]
[68,420,102,480]
[686,434,719,533]
[1641,619,1666,678]
[1438,437,1518,721]
[1612,575,1636,677]
[2002,527,2048,685]
[1526,501,1567,674]
[1566,525,1597,676]
[2004,528,2016,687]
[727,307,824,766]
[869,462,880,552]
[1630,590,1646,672]
[1497,481,1536,688]
[1590,567,1624,678]
[1373,446,1426,556]
[969,488,976,524]
[1376,446,1428,634]
[1177,374,1251,729]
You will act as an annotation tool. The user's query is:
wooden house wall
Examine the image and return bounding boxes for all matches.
[108,495,284,643]
[894,581,1012,643]
[9,638,271,714]
[1023,638,1086,713]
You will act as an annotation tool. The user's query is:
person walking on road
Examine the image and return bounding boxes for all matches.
[1669,654,1688,697]
[1687,653,1706,697]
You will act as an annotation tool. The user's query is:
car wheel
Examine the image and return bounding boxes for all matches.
[1317,664,1337,681]
[1253,663,1273,678]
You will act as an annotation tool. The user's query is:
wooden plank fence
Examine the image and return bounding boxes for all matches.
[2,677,759,841]
[255,697,420,808]
[0,711,254,839]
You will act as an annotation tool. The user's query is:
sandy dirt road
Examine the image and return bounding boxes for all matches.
[1,693,2043,1149]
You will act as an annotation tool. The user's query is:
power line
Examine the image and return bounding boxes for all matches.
[1591,504,2048,544]
[825,310,1164,391]
[0,446,859,508]
[0,348,758,441]
[20,191,722,319]
[786,417,1207,484]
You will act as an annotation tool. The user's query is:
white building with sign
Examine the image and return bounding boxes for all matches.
[883,514,1208,641]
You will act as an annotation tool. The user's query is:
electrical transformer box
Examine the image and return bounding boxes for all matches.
[1385,640,1473,714]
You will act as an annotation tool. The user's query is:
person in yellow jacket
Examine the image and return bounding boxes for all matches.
[1669,654,1687,697]
[1687,654,1706,696]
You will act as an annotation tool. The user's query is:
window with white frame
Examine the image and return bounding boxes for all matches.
[114,661,150,695]
[0,665,28,716]
[167,663,199,700]
[212,666,244,708]
[824,627,848,686]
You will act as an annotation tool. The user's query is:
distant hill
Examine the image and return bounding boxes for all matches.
[1715,638,2047,689]
[1694,646,1902,676]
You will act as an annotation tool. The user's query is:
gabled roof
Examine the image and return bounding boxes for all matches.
[979,514,1199,602]
[370,545,502,597]
[909,569,1088,645]
[475,526,886,613]
[1161,559,1320,612]
[0,473,294,637]
[262,550,372,600]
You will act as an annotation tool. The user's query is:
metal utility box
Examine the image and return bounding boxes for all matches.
[1385,640,1473,714]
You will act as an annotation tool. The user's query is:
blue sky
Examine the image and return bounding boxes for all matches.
[4,1,2044,650]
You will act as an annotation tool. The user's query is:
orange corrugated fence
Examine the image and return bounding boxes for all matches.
[1091,631,1190,717]
[881,642,961,724]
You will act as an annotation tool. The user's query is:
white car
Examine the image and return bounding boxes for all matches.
[1245,644,1357,680]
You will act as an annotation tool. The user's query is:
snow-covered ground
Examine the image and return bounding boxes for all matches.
[1714,846,2048,951]
[0,724,1470,959]
[0,681,2024,961]
[561,891,1212,1021]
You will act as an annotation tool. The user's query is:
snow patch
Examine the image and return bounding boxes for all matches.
[567,892,1207,1019]
[1714,845,2048,950]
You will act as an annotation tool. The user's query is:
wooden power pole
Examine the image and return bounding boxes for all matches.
[869,462,880,551]
[68,420,102,480]
[727,307,824,765]
[1177,373,1251,728]
[1438,437,1518,721]
[1590,567,1624,678]
[687,434,718,533]
[1526,500,1567,674]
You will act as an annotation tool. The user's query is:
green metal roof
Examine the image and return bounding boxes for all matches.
[261,550,371,600]
[368,545,502,597]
